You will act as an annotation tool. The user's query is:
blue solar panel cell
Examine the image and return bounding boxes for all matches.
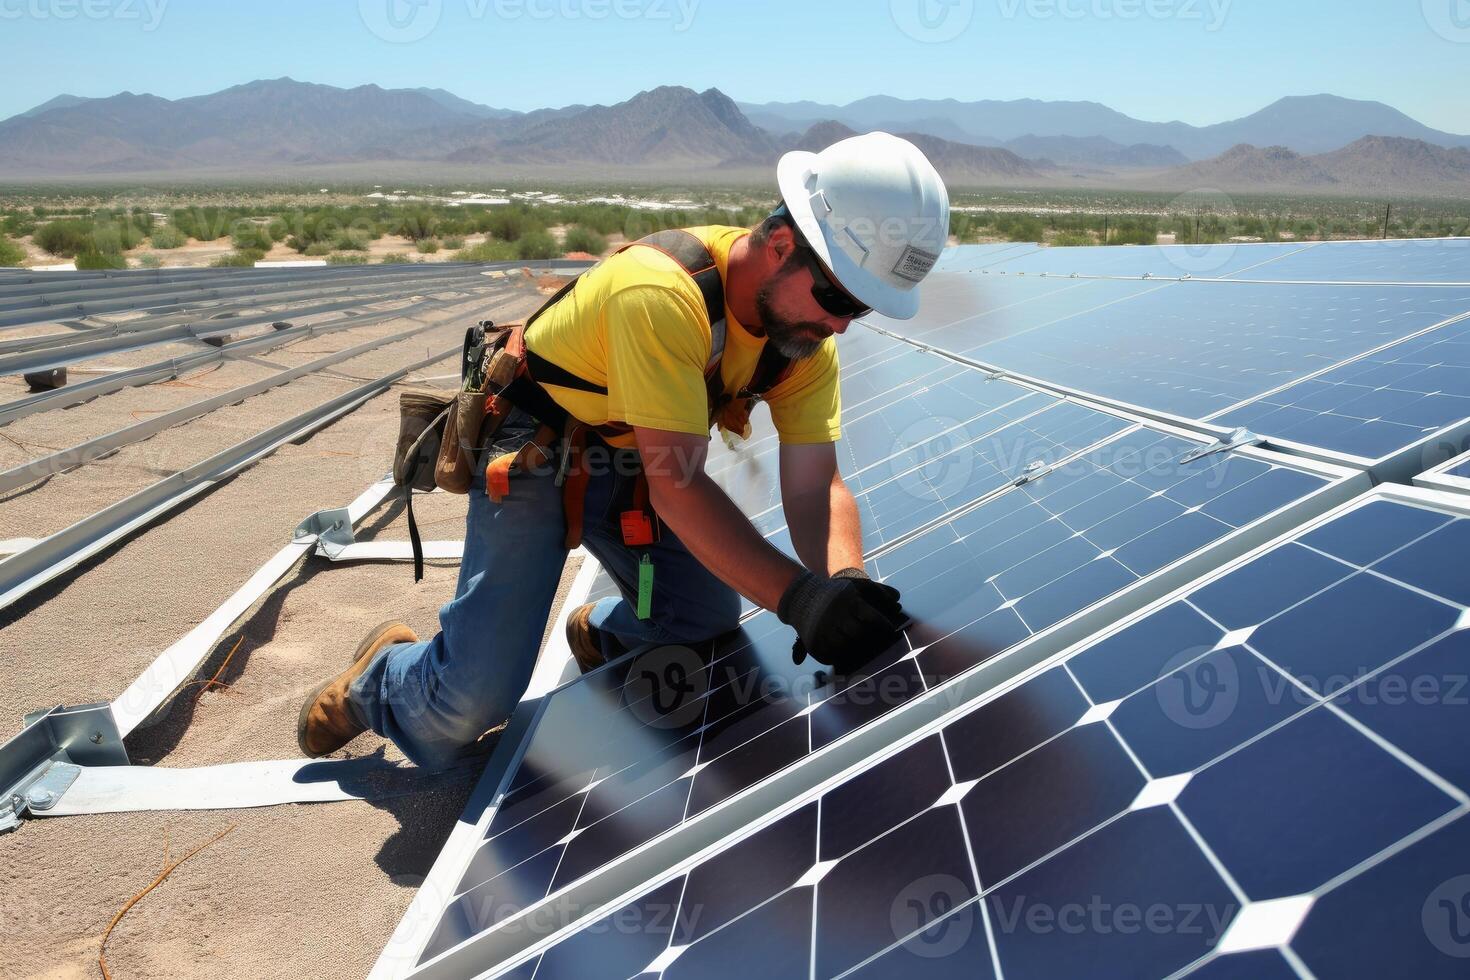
[1247,570,1460,696]
[989,807,1241,977]
[1292,815,1470,979]
[1108,643,1302,776]
[1178,707,1457,899]
[1296,497,1452,565]
[1333,630,1470,794]
[961,721,1146,885]
[1449,457,1470,478]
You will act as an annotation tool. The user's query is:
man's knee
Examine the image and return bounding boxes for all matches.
[680,586,742,642]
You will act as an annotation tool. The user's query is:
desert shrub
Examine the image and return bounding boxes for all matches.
[416,238,440,254]
[232,224,275,252]
[327,252,370,265]
[75,249,128,270]
[137,253,164,269]
[210,249,265,267]
[1050,231,1093,247]
[394,207,440,241]
[483,206,544,242]
[171,206,240,241]
[442,235,465,250]
[149,225,188,248]
[0,236,25,266]
[2,212,37,237]
[515,229,560,260]
[331,229,372,251]
[453,239,518,262]
[991,214,1045,243]
[34,219,95,256]
[303,242,333,257]
[561,225,607,255]
[379,252,412,264]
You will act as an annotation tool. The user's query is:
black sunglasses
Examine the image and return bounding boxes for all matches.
[772,204,871,320]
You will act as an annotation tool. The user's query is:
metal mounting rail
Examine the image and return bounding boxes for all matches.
[0,264,495,328]
[0,268,499,357]
[0,263,475,315]
[0,318,459,493]
[0,273,497,375]
[0,345,458,611]
[0,286,516,428]
[0,260,589,327]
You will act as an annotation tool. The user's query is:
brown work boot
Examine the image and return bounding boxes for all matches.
[297,621,418,757]
[566,603,621,673]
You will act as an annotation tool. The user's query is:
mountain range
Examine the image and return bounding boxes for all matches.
[739,94,1470,159]
[1,79,1467,196]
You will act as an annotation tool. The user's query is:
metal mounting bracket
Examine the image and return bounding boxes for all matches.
[1180,427,1264,465]
[293,506,355,559]
[0,703,127,833]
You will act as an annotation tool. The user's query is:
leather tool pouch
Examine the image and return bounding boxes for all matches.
[434,320,517,493]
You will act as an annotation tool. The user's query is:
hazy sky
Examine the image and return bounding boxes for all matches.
[3,0,1469,132]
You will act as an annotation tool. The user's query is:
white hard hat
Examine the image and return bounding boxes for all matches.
[776,131,949,320]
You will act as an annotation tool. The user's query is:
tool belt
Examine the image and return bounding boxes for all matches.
[394,229,794,602]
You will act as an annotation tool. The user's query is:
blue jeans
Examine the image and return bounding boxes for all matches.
[349,431,742,770]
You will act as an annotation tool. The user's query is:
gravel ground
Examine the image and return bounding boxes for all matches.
[0,278,581,979]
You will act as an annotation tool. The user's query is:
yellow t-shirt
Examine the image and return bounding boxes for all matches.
[524,226,842,449]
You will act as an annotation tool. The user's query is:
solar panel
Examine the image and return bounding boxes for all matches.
[880,276,1470,420]
[408,422,1356,969]
[947,241,1312,281]
[488,488,1470,980]
[1211,313,1470,463]
[939,238,1470,285]
[1219,238,1470,284]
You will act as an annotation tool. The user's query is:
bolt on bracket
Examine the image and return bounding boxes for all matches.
[293,506,355,559]
[1011,460,1051,487]
[1180,427,1264,465]
[0,703,126,833]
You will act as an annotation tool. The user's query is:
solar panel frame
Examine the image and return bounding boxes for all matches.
[396,424,1364,979]
[467,482,1462,980]
[1415,445,1470,497]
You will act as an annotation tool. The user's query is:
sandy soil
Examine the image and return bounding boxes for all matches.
[0,280,581,979]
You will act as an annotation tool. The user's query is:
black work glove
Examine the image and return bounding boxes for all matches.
[778,569,907,672]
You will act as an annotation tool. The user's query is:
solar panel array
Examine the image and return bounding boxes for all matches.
[492,492,1470,980]
[391,239,1470,979]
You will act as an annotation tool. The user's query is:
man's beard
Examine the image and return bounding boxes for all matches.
[755,270,829,361]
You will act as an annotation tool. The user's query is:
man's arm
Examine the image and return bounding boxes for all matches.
[634,425,805,613]
[779,441,865,575]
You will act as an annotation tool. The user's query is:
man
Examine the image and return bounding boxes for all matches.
[298,132,950,770]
